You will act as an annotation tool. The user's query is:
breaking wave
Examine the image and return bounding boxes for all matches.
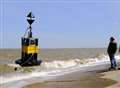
[1,54,120,86]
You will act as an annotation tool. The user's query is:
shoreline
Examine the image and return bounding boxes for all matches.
[1,58,120,88]
[24,61,120,88]
[1,60,120,88]
[1,52,120,88]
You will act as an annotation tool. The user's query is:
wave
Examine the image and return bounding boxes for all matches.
[1,54,120,85]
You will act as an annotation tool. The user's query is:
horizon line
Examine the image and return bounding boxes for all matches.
[0,47,107,49]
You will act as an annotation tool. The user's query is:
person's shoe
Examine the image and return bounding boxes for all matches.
[109,67,117,71]
[113,67,117,70]
[118,68,120,70]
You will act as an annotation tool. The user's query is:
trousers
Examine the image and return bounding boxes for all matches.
[109,54,117,68]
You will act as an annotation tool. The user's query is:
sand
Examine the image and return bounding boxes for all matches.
[102,70,120,88]
[24,68,120,88]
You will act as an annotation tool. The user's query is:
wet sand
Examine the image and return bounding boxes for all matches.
[24,68,120,88]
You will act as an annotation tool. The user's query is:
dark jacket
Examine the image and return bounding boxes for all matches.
[107,41,117,55]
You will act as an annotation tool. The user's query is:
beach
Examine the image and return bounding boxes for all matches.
[24,69,120,88]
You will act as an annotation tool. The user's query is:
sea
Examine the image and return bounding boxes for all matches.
[0,48,120,88]
[0,48,107,63]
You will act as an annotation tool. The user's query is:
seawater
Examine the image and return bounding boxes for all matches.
[0,48,107,63]
[0,48,120,88]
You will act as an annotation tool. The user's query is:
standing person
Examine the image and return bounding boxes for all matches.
[107,37,117,70]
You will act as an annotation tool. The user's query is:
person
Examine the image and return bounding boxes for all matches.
[107,37,117,70]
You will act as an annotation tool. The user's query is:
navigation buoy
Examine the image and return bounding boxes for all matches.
[15,12,42,66]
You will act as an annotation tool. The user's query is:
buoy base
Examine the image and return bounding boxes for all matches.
[15,59,42,67]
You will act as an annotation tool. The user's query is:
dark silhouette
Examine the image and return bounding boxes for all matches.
[119,46,120,52]
[107,37,117,70]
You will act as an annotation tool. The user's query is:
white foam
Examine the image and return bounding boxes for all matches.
[39,54,114,70]
[7,64,20,67]
[1,55,120,85]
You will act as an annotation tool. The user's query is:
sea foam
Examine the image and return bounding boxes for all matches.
[1,55,120,85]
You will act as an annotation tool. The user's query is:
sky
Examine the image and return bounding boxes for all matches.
[0,0,120,48]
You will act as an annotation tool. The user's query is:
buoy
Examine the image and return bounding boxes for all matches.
[15,12,42,66]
